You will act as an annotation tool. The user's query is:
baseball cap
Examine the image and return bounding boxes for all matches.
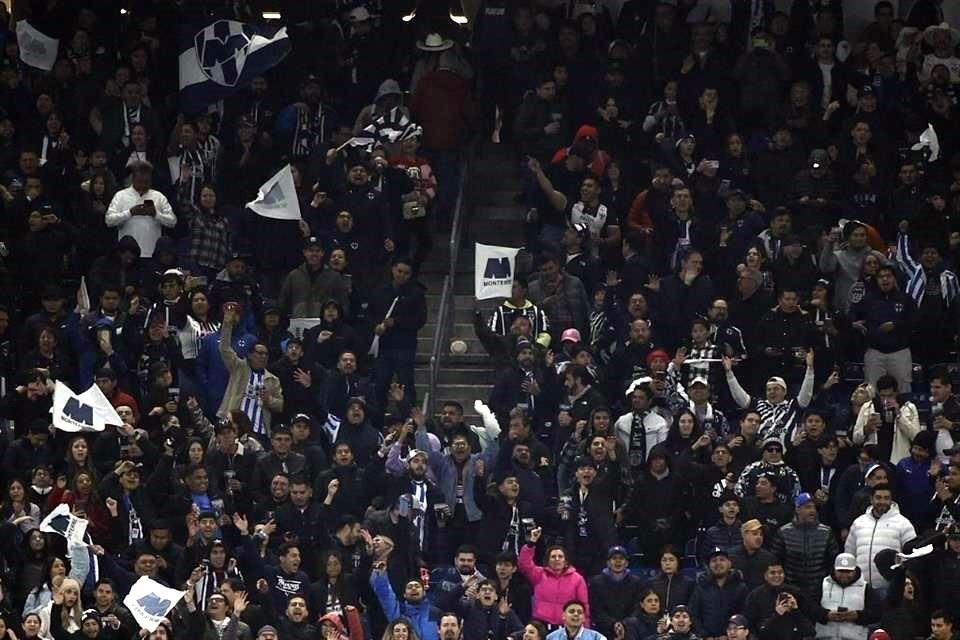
[161,268,185,283]
[834,552,857,570]
[809,148,829,169]
[408,449,429,461]
[561,328,582,343]
[671,604,690,615]
[304,236,323,248]
[689,376,709,388]
[741,519,763,533]
[706,546,729,560]
[728,614,749,629]
[795,492,814,507]
[607,545,628,559]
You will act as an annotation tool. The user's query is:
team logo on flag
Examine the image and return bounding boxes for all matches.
[179,20,289,111]
[124,576,185,632]
[475,243,521,300]
[40,504,89,544]
[194,20,254,87]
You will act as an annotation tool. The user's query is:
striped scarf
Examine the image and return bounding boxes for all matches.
[896,232,959,307]
[239,370,266,434]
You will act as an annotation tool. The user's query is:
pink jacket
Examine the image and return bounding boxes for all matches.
[518,544,591,627]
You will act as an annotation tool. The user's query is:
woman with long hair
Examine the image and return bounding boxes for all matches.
[38,577,83,640]
[188,184,232,280]
[647,546,694,611]
[663,409,711,465]
[47,470,110,540]
[16,529,49,605]
[517,527,590,627]
[310,550,360,618]
[23,548,90,619]
[3,478,41,534]
[21,612,43,640]
[61,436,97,481]
[509,622,547,640]
[381,618,419,640]
[632,588,666,639]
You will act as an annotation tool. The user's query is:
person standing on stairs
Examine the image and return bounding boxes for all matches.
[370,255,427,409]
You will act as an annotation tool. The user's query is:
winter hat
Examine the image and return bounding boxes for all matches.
[645,349,670,369]
[81,609,101,626]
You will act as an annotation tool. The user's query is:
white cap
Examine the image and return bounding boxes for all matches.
[834,553,857,570]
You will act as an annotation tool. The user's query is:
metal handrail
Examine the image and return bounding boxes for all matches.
[423,152,471,415]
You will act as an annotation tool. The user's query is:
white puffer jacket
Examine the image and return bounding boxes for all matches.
[844,502,916,589]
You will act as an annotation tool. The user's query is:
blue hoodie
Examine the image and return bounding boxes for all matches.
[196,327,256,415]
[371,571,439,640]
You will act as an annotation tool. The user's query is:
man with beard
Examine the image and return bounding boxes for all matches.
[321,351,368,423]
[814,553,878,639]
[275,595,317,640]
[615,384,669,473]
[606,318,655,398]
[688,548,749,639]
[370,566,440,640]
[431,546,487,613]
[844,484,915,596]
[527,253,592,340]
[770,493,839,603]
[489,338,552,428]
[277,75,339,160]
[416,424,494,554]
[707,299,746,360]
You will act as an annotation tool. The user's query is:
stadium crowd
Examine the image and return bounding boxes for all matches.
[1,1,960,640]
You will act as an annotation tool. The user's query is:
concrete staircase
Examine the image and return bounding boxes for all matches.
[414,140,527,424]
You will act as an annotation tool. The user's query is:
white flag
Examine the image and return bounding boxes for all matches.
[475,243,521,300]
[40,503,88,544]
[246,164,302,220]
[52,381,123,433]
[75,277,91,315]
[124,576,185,633]
[16,21,59,71]
[288,317,322,339]
[912,123,940,163]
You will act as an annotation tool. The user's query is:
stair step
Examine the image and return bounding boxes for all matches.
[415,366,495,385]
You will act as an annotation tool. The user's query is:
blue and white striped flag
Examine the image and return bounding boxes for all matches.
[179,20,290,112]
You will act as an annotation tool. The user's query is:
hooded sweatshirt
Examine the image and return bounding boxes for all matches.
[551,125,610,178]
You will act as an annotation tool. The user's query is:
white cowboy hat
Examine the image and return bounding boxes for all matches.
[416,33,454,52]
[922,22,960,47]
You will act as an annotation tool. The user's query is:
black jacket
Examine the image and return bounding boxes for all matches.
[769,519,840,601]
[588,571,645,636]
[368,280,427,352]
[459,601,523,640]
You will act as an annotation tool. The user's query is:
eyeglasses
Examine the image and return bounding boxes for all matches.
[764,446,783,453]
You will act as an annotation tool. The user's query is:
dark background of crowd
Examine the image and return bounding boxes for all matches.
[1,1,960,640]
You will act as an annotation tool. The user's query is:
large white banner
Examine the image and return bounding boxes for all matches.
[16,21,59,71]
[247,164,302,220]
[40,504,88,544]
[124,576,186,633]
[52,381,123,433]
[475,243,521,300]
